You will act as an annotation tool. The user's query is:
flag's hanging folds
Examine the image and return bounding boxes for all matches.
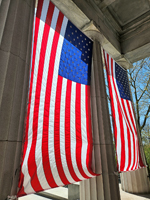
[17,0,96,197]
[103,50,146,172]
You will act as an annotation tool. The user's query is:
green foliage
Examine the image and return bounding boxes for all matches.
[144,145,150,171]
[142,125,150,170]
[142,125,150,145]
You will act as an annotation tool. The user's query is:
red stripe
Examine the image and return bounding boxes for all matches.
[128,102,137,131]
[104,53,118,155]
[17,0,44,196]
[36,0,44,19]
[75,83,89,179]
[110,58,124,171]
[19,0,97,195]
[17,188,26,198]
[129,103,140,170]
[121,99,132,171]
[128,103,139,169]
[28,1,55,191]
[42,10,64,187]
[85,85,96,176]
[105,53,117,141]
[39,2,57,189]
[116,105,126,171]
[104,51,145,172]
[111,58,126,171]
[105,54,121,170]
[104,53,119,170]
[127,102,137,169]
[54,76,70,185]
[65,80,81,182]
[107,56,125,171]
[24,0,43,173]
[115,84,135,171]
[123,99,139,170]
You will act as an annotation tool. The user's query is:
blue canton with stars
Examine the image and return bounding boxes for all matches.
[115,63,131,101]
[58,21,93,85]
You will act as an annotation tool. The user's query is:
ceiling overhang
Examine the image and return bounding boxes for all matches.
[45,0,150,68]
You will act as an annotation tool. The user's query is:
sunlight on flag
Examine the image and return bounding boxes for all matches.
[103,50,146,172]
[17,0,97,197]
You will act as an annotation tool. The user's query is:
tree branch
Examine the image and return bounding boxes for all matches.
[134,82,141,127]
[141,104,150,130]
[134,65,142,81]
[138,76,150,101]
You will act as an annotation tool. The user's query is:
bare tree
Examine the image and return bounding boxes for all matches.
[127,57,150,134]
[128,57,150,170]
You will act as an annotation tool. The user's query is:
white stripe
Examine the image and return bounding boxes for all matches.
[112,58,138,171]
[57,16,70,182]
[35,2,59,189]
[50,6,59,30]
[105,51,143,171]
[113,87,139,170]
[40,0,49,22]
[129,101,139,169]
[107,54,121,170]
[123,100,135,170]
[112,59,129,171]
[22,0,49,194]
[81,85,93,177]
[60,16,68,36]
[121,111,129,171]
[60,78,75,183]
[70,82,84,180]
[129,101,137,129]
[48,11,67,186]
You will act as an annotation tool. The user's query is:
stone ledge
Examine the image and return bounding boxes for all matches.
[37,187,68,200]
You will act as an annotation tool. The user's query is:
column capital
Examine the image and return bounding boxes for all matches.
[82,21,132,69]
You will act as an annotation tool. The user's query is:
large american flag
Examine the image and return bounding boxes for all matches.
[17,0,96,197]
[103,50,145,172]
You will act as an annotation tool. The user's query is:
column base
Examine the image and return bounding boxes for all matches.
[121,167,150,194]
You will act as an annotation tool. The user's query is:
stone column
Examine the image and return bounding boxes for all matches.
[120,71,150,194]
[80,40,120,200]
[121,168,150,194]
[0,0,35,199]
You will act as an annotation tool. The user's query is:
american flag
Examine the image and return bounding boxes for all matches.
[103,50,145,172]
[17,0,96,197]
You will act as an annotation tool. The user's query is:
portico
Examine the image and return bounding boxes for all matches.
[0,0,150,199]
